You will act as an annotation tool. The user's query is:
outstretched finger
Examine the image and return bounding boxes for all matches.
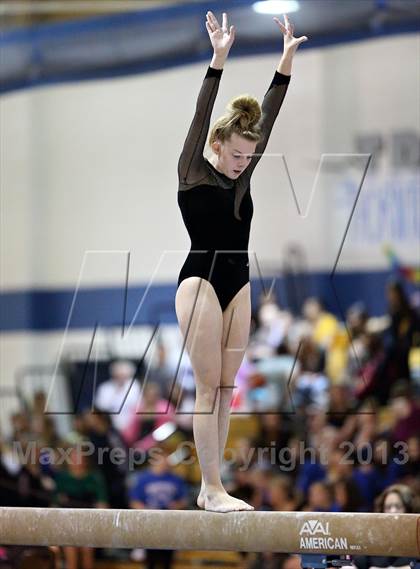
[206,15,216,33]
[222,12,228,31]
[273,17,288,35]
[207,10,220,31]
[284,13,294,34]
[228,25,235,45]
[205,20,213,37]
[207,11,218,31]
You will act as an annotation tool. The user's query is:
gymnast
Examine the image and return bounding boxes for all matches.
[175,10,307,512]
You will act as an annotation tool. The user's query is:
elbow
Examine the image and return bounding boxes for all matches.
[177,156,187,184]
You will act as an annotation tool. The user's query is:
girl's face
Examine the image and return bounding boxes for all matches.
[213,133,257,179]
[383,491,406,513]
[334,482,347,506]
[269,482,288,505]
[309,483,331,508]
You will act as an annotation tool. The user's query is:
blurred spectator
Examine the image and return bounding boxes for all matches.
[326,384,353,428]
[84,408,129,508]
[408,331,420,395]
[388,381,420,444]
[129,445,188,510]
[282,555,303,569]
[268,475,299,511]
[54,446,108,569]
[296,453,326,498]
[54,446,108,508]
[325,447,353,484]
[347,302,369,339]
[251,300,293,357]
[228,464,258,507]
[374,483,420,513]
[331,478,364,512]
[351,451,380,510]
[304,408,336,455]
[352,483,420,569]
[354,332,389,404]
[399,435,420,483]
[17,443,54,508]
[66,413,89,445]
[248,468,273,510]
[385,280,419,381]
[253,340,299,412]
[223,436,258,481]
[146,341,175,401]
[293,340,330,410]
[123,382,176,453]
[8,412,32,446]
[254,413,293,470]
[325,322,350,384]
[302,297,339,352]
[327,301,369,387]
[304,481,334,512]
[130,445,188,569]
[344,302,369,380]
[31,391,61,448]
[333,400,378,450]
[0,443,20,506]
[370,437,405,492]
[247,369,273,411]
[94,359,141,433]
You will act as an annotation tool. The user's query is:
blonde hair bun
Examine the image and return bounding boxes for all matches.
[227,95,262,130]
[208,93,262,149]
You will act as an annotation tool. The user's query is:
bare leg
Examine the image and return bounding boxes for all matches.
[196,282,253,509]
[63,547,78,569]
[220,282,251,465]
[176,277,253,512]
[80,546,94,569]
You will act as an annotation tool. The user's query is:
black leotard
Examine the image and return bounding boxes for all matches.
[177,65,290,312]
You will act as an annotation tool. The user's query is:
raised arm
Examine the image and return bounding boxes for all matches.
[177,11,235,186]
[243,70,291,181]
[177,65,224,186]
[243,14,308,181]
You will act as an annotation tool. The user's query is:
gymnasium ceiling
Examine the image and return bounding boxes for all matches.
[1,0,419,33]
[0,0,418,93]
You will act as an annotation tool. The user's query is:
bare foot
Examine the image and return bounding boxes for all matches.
[205,489,254,513]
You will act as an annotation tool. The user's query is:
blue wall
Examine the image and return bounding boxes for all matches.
[1,269,414,332]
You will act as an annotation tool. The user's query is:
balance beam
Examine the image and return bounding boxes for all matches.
[0,508,419,555]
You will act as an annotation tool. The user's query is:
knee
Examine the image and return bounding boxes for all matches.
[195,383,219,405]
[220,372,237,389]
[219,385,235,398]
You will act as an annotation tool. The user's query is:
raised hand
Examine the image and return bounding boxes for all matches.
[206,11,235,57]
[273,14,308,54]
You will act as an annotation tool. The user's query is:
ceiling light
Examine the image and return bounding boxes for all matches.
[253,1,300,15]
